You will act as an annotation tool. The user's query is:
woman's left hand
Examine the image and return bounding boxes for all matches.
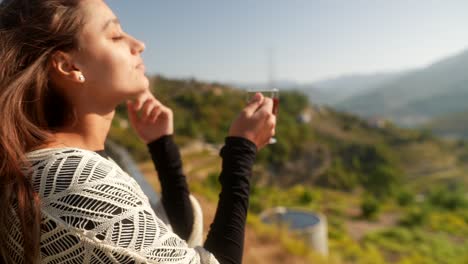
[127,89,174,143]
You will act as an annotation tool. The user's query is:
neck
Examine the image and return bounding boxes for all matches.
[47,110,115,151]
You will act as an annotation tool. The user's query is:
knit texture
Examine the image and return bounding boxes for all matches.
[6,147,219,264]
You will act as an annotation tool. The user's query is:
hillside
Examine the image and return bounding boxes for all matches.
[425,111,468,139]
[338,48,468,126]
[302,72,404,105]
[232,72,404,106]
[109,76,468,263]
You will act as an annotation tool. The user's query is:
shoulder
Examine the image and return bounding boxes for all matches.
[26,147,108,166]
[27,147,108,163]
[26,147,142,199]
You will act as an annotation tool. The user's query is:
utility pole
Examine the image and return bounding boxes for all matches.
[268,47,275,90]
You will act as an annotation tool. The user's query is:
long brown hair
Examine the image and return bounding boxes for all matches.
[0,0,84,262]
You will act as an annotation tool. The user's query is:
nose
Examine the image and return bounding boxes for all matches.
[131,37,145,54]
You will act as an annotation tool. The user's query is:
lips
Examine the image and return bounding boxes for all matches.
[136,63,145,71]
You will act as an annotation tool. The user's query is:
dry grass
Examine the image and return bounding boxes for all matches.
[193,193,314,264]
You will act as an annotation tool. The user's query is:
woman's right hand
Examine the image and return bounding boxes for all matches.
[228,92,277,150]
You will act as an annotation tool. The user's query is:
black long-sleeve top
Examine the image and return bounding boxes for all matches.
[146,135,257,264]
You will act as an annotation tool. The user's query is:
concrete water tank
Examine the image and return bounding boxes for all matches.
[260,207,328,256]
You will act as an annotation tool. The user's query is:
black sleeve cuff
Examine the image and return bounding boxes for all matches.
[147,135,182,172]
[219,137,257,184]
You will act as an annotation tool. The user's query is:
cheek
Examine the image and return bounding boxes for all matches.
[88,53,125,81]
[84,51,138,94]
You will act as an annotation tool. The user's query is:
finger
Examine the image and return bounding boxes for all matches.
[266,114,277,129]
[127,100,139,126]
[152,96,162,105]
[134,93,151,111]
[141,99,156,119]
[151,108,162,123]
[147,106,162,123]
[143,106,155,123]
[260,137,270,149]
[147,104,164,123]
[270,116,277,135]
[153,105,172,122]
[257,97,274,116]
[243,92,265,116]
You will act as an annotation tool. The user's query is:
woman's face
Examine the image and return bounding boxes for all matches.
[71,0,148,104]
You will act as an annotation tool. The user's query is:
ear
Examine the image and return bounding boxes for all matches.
[50,51,84,83]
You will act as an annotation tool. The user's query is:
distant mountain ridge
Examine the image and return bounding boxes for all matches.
[231,47,468,128]
[230,71,404,106]
[300,72,405,105]
[307,72,404,104]
[338,48,468,126]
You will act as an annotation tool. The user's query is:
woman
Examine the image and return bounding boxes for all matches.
[0,0,276,263]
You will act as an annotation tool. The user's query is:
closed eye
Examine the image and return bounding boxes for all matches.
[112,35,124,41]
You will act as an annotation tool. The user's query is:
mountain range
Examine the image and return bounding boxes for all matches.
[231,72,404,106]
[233,47,468,132]
[337,48,468,126]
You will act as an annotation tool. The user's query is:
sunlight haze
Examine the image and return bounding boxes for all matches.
[110,0,468,83]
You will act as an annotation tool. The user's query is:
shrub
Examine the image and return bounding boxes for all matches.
[397,190,415,207]
[428,185,467,211]
[399,207,428,227]
[205,172,221,191]
[361,195,381,220]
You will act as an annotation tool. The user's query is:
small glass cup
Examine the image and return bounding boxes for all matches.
[246,88,279,144]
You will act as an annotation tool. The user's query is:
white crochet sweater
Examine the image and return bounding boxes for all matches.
[7,147,219,264]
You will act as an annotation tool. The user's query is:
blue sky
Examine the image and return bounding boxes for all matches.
[109,0,468,83]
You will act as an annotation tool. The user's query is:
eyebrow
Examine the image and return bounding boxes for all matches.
[102,18,120,31]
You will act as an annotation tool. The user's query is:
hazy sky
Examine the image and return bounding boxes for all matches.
[109,0,468,83]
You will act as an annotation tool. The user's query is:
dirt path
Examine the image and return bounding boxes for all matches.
[345,208,401,241]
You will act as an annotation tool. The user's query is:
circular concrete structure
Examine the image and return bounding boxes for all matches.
[260,207,328,256]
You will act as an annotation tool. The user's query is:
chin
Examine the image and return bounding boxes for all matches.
[141,76,150,89]
[134,77,150,91]
[131,83,149,96]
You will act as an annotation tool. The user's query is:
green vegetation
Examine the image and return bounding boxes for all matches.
[426,110,468,139]
[112,76,468,263]
[361,196,381,220]
[364,227,468,264]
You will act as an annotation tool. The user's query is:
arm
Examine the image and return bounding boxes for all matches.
[201,93,275,264]
[128,90,276,264]
[147,135,194,241]
[204,137,257,264]
[127,91,195,240]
